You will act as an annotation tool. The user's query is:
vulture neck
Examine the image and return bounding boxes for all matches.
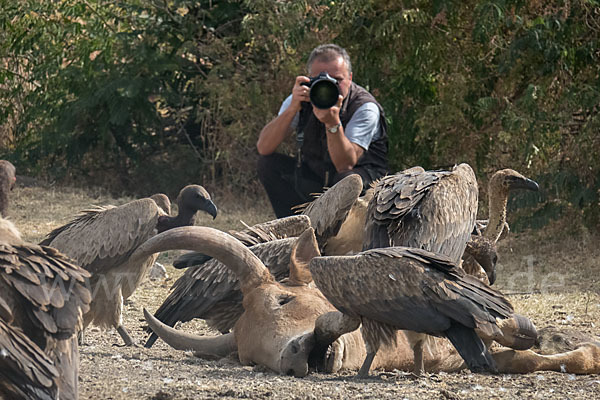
[484,186,508,243]
[157,208,196,233]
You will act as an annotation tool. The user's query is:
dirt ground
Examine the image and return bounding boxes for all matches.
[6,182,600,399]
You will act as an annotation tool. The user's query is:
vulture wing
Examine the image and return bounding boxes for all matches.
[0,241,91,340]
[173,215,310,269]
[0,319,58,400]
[310,246,513,337]
[145,237,297,347]
[365,164,478,264]
[40,198,162,274]
[300,174,364,249]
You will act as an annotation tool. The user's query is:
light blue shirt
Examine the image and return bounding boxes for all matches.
[278,95,382,151]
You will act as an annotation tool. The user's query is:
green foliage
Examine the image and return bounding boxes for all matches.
[1,0,598,228]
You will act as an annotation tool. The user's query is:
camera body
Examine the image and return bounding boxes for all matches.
[301,72,340,109]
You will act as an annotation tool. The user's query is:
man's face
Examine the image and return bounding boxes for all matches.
[309,56,352,100]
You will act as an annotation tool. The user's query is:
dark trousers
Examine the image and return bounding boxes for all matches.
[257,153,378,218]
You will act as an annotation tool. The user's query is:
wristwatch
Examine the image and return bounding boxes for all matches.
[327,122,342,134]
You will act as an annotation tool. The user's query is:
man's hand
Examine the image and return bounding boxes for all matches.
[289,76,311,113]
[312,95,344,128]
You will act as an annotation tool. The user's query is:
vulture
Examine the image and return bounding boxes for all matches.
[310,246,537,378]
[144,215,311,348]
[461,169,539,284]
[40,184,217,346]
[0,217,91,399]
[364,164,478,263]
[0,160,16,217]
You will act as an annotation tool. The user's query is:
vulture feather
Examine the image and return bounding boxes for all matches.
[0,217,91,399]
[0,319,59,400]
[40,185,217,346]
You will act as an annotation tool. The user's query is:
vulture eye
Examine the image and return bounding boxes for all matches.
[278,294,295,306]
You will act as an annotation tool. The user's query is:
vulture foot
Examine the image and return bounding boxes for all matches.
[115,325,139,347]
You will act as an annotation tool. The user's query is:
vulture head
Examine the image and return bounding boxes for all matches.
[485,169,539,243]
[137,226,359,377]
[464,236,498,285]
[157,185,218,233]
[489,169,540,195]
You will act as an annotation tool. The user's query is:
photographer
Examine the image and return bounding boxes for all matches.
[257,44,388,218]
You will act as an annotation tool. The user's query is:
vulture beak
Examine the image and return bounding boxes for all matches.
[507,176,539,192]
[203,199,218,219]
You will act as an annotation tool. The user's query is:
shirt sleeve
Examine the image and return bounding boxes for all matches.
[344,102,381,150]
[278,94,299,129]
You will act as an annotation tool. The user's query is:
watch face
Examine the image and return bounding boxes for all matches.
[328,123,341,133]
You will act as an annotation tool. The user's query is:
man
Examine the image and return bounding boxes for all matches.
[257,44,388,218]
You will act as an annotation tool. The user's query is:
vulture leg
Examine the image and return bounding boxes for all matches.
[78,329,87,346]
[356,323,380,378]
[357,351,377,378]
[115,325,137,347]
[411,337,425,376]
[405,331,427,376]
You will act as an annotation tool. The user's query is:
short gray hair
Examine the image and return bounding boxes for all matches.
[307,44,352,75]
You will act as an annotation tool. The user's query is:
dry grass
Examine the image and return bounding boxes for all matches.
[4,182,600,399]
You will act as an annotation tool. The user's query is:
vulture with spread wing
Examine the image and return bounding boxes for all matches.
[299,174,369,255]
[0,217,91,399]
[40,185,217,346]
[144,215,311,348]
[145,175,370,348]
[310,247,537,378]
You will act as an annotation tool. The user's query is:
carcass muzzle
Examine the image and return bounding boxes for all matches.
[279,332,316,377]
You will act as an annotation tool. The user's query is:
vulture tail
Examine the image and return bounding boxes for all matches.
[145,332,159,348]
[445,323,497,373]
[173,252,212,269]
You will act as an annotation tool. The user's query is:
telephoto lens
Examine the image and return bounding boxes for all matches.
[303,72,340,109]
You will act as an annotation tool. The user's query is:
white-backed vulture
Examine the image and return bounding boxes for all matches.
[364,164,478,264]
[40,184,217,346]
[0,217,91,399]
[0,160,16,217]
[309,246,537,378]
[461,169,539,284]
[144,215,311,348]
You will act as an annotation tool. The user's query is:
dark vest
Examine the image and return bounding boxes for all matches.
[299,82,388,186]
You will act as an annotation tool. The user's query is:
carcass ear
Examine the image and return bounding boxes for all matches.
[288,228,320,286]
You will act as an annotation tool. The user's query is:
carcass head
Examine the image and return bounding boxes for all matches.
[136,223,359,377]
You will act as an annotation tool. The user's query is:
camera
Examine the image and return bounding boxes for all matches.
[301,72,340,109]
